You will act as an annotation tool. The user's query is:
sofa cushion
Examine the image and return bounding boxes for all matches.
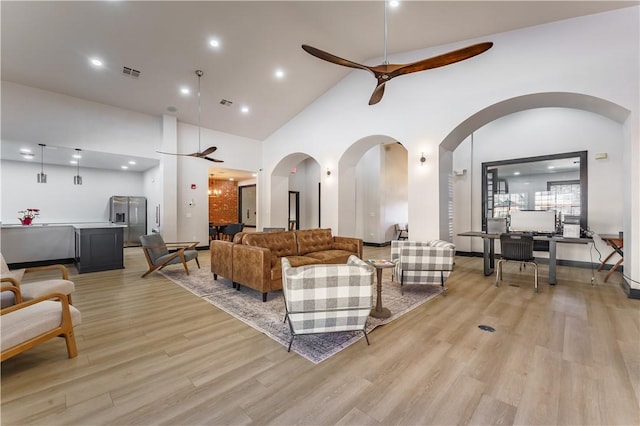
[295,228,334,255]
[305,250,354,264]
[243,231,298,258]
[271,256,322,282]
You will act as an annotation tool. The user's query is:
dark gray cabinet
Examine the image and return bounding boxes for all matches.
[75,226,124,273]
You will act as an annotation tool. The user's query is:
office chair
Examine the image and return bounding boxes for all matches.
[496,233,538,292]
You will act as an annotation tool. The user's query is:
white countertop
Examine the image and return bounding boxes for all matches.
[1,222,127,229]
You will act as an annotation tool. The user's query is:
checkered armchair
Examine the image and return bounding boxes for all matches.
[281,255,374,352]
[391,240,455,295]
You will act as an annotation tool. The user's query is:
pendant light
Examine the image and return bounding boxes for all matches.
[37,143,47,183]
[73,148,82,185]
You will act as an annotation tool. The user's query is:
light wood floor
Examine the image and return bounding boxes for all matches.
[2,246,639,425]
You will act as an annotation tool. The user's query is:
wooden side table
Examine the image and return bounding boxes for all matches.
[598,234,624,282]
[367,260,395,319]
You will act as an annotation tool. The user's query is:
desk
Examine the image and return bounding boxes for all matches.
[458,232,592,285]
[597,234,623,282]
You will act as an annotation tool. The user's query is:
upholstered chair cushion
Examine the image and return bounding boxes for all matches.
[19,279,75,301]
[1,300,81,352]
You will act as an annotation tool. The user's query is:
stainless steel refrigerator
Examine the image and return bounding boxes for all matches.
[109,196,147,247]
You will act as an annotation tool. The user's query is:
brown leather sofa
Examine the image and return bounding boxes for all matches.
[210,228,362,302]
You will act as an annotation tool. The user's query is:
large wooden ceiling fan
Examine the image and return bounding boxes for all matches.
[302,3,493,105]
[157,70,224,163]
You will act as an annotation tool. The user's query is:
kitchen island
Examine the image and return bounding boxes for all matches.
[1,223,126,273]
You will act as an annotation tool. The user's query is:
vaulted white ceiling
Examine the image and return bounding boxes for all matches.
[2,1,636,142]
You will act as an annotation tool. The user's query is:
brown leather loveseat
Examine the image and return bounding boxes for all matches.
[210,228,362,302]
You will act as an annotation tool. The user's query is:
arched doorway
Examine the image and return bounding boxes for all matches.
[270,153,321,230]
[338,135,408,243]
[439,92,630,255]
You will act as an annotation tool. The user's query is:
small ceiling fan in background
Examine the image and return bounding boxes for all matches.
[157,70,224,163]
[302,2,493,105]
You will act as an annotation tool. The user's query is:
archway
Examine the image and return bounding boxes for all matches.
[271,152,321,230]
[439,91,631,255]
[338,135,408,242]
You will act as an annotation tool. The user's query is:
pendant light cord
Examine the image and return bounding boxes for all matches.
[39,144,45,173]
[383,1,388,65]
[196,70,203,153]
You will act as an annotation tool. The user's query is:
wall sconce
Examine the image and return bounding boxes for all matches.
[420,152,426,166]
[37,143,47,183]
[326,168,331,176]
[73,148,83,185]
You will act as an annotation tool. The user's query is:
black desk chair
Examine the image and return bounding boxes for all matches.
[496,233,539,292]
[221,223,244,241]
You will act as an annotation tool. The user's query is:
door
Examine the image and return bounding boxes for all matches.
[288,191,300,230]
[239,185,257,227]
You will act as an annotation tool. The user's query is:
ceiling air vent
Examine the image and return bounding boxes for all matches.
[219,99,233,106]
[122,66,141,79]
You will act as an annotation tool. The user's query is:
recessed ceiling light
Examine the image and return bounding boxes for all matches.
[72,153,82,159]
[275,69,285,79]
[121,165,129,170]
[240,106,250,114]
[20,148,32,153]
[389,0,400,8]
[180,87,190,95]
[89,58,103,67]
[514,171,520,175]
[70,160,77,164]
[209,38,220,48]
[548,165,555,169]
[229,178,234,181]
[21,153,34,160]
[128,161,136,165]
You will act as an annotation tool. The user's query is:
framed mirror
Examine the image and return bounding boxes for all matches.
[482,151,588,233]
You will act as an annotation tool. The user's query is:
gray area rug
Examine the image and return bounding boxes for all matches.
[160,266,442,363]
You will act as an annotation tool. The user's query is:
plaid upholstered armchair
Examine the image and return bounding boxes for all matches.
[281,255,374,351]
[390,240,456,295]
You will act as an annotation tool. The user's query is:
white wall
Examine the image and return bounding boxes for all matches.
[2,81,161,157]
[452,107,624,264]
[382,143,409,241]
[172,122,262,245]
[1,160,144,224]
[261,8,638,286]
[144,165,162,233]
[355,143,409,244]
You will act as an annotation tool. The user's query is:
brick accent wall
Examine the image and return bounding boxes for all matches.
[209,179,238,223]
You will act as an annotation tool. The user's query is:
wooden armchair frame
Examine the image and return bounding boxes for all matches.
[1,285,79,362]
[140,237,200,278]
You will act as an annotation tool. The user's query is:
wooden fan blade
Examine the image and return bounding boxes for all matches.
[156,150,189,157]
[199,146,218,156]
[369,83,386,105]
[391,42,493,77]
[302,44,372,72]
[202,156,224,163]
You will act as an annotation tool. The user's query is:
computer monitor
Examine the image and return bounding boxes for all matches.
[509,210,556,233]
